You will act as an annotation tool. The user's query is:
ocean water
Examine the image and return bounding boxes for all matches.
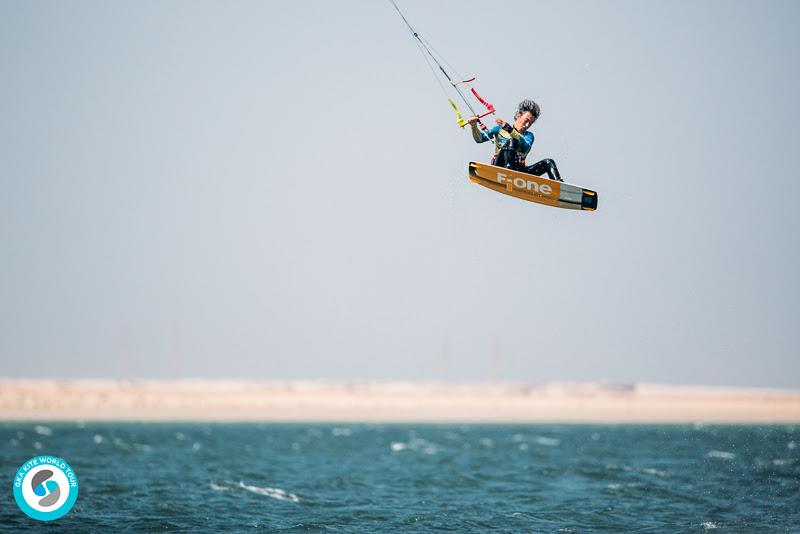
[1,423,798,532]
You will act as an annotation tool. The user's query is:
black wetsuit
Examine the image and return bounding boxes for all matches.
[472,122,563,182]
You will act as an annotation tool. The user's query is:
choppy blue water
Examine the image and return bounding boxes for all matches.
[1,423,798,532]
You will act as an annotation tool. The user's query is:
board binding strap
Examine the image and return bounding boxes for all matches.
[468,162,598,211]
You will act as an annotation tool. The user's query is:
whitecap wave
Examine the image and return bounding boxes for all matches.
[533,436,560,447]
[605,482,642,491]
[701,521,720,530]
[641,467,667,477]
[706,450,735,460]
[210,481,233,492]
[606,463,632,472]
[389,438,438,455]
[238,481,300,502]
[34,425,52,437]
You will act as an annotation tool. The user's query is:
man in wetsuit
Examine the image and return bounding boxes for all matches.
[467,99,563,182]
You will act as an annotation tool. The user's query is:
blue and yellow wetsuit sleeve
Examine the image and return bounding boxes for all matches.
[471,124,500,143]
[510,129,534,156]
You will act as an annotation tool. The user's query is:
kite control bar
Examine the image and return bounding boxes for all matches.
[448,83,495,128]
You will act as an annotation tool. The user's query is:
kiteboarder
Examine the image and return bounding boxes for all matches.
[467,99,563,182]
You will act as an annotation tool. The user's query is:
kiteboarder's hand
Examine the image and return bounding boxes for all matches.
[496,118,507,128]
[467,115,480,125]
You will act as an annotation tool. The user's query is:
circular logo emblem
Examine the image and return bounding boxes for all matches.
[13,455,78,521]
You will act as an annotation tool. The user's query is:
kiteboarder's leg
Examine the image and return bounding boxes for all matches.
[525,158,563,182]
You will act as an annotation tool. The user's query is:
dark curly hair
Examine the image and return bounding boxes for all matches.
[515,99,540,123]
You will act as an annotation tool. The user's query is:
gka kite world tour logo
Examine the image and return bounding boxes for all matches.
[13,455,78,521]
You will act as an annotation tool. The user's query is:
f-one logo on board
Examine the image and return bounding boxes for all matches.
[497,173,554,195]
[13,455,79,521]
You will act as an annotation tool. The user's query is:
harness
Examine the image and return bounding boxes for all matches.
[491,127,530,170]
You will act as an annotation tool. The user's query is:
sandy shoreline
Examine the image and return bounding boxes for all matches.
[1,379,799,423]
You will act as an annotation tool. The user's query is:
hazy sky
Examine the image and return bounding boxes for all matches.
[1,0,798,388]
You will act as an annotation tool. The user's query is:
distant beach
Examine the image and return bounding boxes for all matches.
[1,379,798,423]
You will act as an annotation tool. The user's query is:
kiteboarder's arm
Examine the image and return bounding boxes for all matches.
[468,116,498,143]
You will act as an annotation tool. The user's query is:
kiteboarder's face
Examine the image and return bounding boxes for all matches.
[514,111,535,133]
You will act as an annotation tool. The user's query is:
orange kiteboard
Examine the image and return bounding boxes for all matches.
[468,162,598,211]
